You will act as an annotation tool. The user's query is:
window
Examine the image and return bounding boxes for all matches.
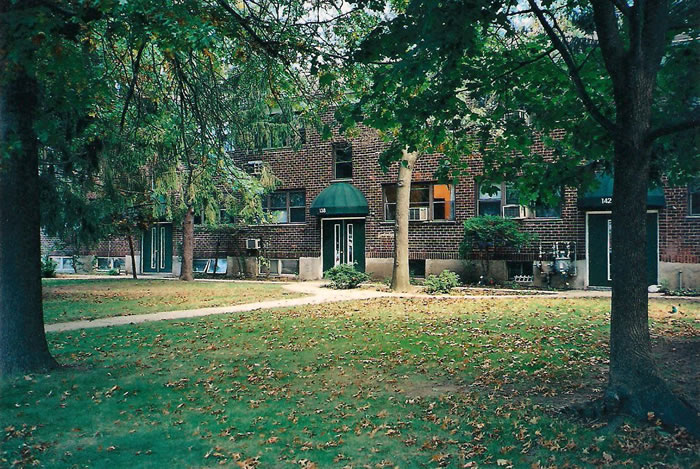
[690,179,700,216]
[477,183,519,216]
[507,261,532,280]
[193,258,227,274]
[96,257,125,271]
[409,259,426,278]
[51,256,74,272]
[477,183,561,219]
[333,142,352,179]
[383,183,455,221]
[264,190,305,223]
[259,258,299,276]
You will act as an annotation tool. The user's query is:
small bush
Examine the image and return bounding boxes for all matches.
[41,256,57,278]
[107,268,121,276]
[424,270,460,294]
[324,263,370,289]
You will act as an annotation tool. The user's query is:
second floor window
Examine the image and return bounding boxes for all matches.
[333,143,352,179]
[264,190,305,223]
[690,179,700,216]
[383,183,455,221]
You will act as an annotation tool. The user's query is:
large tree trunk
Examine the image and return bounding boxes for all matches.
[604,66,700,434]
[180,206,194,281]
[391,150,418,291]
[0,23,57,376]
[127,233,138,279]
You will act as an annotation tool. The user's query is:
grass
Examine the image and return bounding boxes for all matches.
[2,297,699,467]
[41,279,302,324]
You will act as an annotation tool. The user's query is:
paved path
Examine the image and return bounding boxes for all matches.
[45,281,691,333]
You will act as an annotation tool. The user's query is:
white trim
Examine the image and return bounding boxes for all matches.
[607,219,612,281]
[160,226,166,269]
[150,227,157,270]
[334,223,342,266]
[347,223,354,265]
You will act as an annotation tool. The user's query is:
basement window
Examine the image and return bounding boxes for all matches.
[259,258,299,276]
[409,259,426,278]
[96,257,125,271]
[193,258,227,274]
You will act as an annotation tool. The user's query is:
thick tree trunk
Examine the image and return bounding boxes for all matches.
[180,206,194,281]
[127,233,138,279]
[0,32,57,376]
[391,150,418,291]
[604,69,700,434]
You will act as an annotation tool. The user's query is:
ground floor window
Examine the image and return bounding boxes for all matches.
[690,179,700,216]
[193,258,227,274]
[409,259,426,278]
[96,257,125,271]
[507,261,533,280]
[51,256,75,272]
[260,258,299,276]
[383,183,455,221]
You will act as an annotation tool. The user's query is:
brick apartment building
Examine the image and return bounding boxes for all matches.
[42,120,700,290]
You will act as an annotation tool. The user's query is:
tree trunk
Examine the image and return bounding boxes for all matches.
[391,150,418,291]
[212,240,220,275]
[0,26,57,376]
[604,71,700,434]
[128,233,138,279]
[180,206,194,281]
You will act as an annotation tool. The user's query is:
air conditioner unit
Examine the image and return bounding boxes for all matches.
[502,204,528,219]
[246,238,261,250]
[409,207,429,221]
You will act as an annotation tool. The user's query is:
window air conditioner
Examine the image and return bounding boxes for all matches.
[502,204,527,219]
[409,207,429,221]
[246,238,261,250]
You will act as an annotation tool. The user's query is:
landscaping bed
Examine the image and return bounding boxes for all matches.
[2,297,698,467]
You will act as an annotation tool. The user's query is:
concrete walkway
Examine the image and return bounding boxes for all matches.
[45,281,692,333]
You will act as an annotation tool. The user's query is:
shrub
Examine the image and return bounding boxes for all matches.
[324,263,370,289]
[107,268,121,276]
[460,215,536,279]
[41,256,57,278]
[423,270,460,294]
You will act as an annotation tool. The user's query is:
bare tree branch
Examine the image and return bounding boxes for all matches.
[527,0,616,134]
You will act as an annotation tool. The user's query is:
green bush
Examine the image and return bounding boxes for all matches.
[324,263,370,289]
[424,270,460,294]
[107,268,121,276]
[41,256,57,278]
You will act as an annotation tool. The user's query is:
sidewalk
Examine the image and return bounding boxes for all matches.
[45,281,693,333]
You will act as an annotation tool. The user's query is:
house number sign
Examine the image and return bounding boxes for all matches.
[601,197,612,205]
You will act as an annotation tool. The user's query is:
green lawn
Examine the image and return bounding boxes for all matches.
[2,297,698,467]
[41,279,302,324]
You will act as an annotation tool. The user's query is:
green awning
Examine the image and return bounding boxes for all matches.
[310,183,369,217]
[577,173,666,210]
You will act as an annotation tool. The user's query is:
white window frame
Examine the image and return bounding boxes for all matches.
[258,258,299,276]
[95,257,125,272]
[383,183,455,222]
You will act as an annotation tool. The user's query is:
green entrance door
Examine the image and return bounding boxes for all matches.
[142,223,173,273]
[322,219,365,272]
[588,213,658,287]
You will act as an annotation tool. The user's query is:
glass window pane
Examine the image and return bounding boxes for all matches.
[270,192,287,209]
[410,185,430,203]
[479,185,501,200]
[97,257,110,270]
[289,191,305,207]
[269,259,280,274]
[207,259,227,274]
[290,207,305,223]
[691,193,700,215]
[334,144,352,162]
[384,185,397,203]
[112,258,125,269]
[535,203,561,218]
[270,210,288,223]
[193,259,209,272]
[385,203,397,221]
[280,259,299,275]
[479,200,501,216]
[63,258,74,270]
[505,184,520,205]
[335,162,352,179]
[433,185,452,220]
